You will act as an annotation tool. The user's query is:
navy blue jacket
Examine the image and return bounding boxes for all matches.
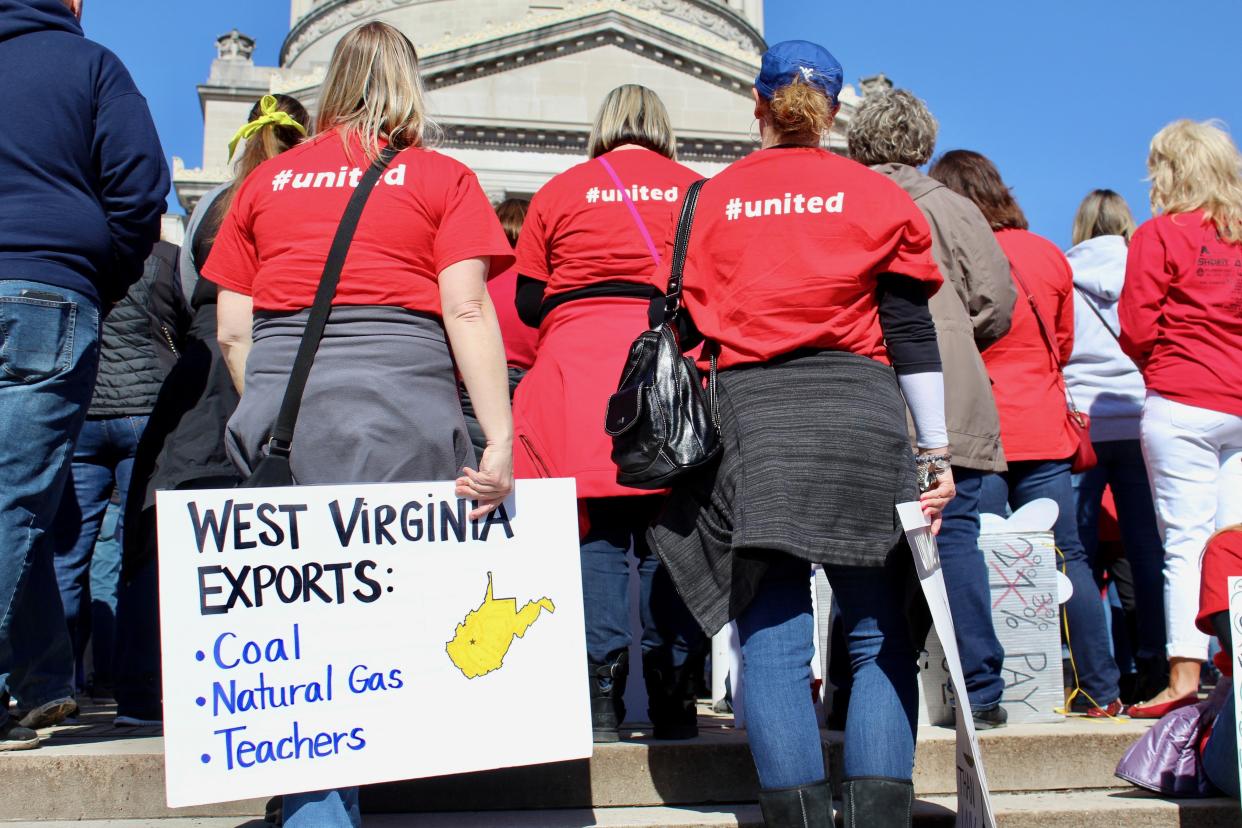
[0,0,169,305]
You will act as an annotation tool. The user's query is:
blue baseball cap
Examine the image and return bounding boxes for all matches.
[755,40,844,106]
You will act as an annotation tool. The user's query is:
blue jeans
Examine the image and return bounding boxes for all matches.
[1071,439,1167,665]
[981,460,1122,706]
[52,414,147,692]
[738,554,918,790]
[935,467,1005,712]
[581,497,703,666]
[284,788,360,828]
[0,280,99,722]
[113,549,164,720]
[1203,688,1239,797]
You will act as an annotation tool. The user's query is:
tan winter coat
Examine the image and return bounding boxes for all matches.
[875,163,1015,472]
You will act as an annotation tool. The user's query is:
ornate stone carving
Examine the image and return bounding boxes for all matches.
[859,74,893,97]
[216,28,256,62]
[625,0,759,53]
[281,0,763,67]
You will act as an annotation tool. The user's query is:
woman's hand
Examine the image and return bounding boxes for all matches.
[456,440,514,520]
[917,450,956,536]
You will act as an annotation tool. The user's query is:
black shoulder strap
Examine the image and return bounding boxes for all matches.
[663,178,707,322]
[267,146,398,457]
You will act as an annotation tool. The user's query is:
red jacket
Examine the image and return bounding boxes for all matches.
[1118,211,1242,417]
[1198,529,1242,677]
[984,229,1079,462]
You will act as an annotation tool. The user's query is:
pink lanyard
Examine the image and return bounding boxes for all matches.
[596,155,662,266]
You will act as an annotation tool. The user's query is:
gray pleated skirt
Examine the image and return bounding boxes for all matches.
[227,306,475,485]
[649,349,918,634]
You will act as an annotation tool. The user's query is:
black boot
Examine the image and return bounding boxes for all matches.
[842,777,913,828]
[588,650,629,743]
[757,780,833,827]
[642,650,698,739]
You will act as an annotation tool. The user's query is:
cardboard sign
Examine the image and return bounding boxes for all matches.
[1229,575,1242,803]
[899,502,997,828]
[919,524,1064,726]
[156,478,590,808]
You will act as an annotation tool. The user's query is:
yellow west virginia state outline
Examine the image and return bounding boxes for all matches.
[445,572,556,679]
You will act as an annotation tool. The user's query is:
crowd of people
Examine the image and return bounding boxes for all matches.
[1,1,1241,827]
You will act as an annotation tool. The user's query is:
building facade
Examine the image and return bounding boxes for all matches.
[173,0,867,212]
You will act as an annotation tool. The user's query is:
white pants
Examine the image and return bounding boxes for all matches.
[1140,392,1242,660]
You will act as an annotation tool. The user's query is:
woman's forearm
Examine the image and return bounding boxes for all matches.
[217,288,255,394]
[220,338,251,394]
[441,260,513,450]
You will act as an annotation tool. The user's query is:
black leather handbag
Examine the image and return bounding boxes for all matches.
[605,179,720,489]
[239,147,397,487]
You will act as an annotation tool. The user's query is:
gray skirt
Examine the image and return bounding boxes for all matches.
[649,350,918,634]
[227,306,474,485]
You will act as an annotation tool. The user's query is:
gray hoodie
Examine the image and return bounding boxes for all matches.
[1064,235,1146,441]
[873,163,1016,472]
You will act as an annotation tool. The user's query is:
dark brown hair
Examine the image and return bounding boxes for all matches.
[928,149,1028,231]
[495,198,529,248]
[205,94,309,245]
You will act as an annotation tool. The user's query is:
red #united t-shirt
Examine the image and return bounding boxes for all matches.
[516,147,701,296]
[204,132,514,314]
[664,146,941,369]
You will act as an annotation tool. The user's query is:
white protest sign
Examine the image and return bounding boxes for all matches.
[1229,575,1242,803]
[898,502,997,828]
[156,478,590,808]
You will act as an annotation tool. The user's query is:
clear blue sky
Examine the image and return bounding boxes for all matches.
[86,0,1241,248]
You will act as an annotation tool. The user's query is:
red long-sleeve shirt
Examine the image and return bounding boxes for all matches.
[1118,211,1242,417]
[983,228,1079,462]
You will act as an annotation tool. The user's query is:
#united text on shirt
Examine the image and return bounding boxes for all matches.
[271,164,410,191]
[724,191,845,221]
[584,185,680,204]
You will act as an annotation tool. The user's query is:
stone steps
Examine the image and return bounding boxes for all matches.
[1,714,1151,820]
[11,793,1242,827]
[6,707,1238,826]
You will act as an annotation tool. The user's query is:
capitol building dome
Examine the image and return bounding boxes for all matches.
[173,0,866,211]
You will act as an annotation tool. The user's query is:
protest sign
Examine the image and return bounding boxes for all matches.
[919,504,1064,726]
[156,478,590,808]
[1230,575,1242,803]
[898,502,998,828]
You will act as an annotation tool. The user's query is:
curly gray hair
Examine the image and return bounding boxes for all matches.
[847,89,939,168]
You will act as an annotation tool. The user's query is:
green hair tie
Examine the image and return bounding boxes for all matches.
[227,95,307,162]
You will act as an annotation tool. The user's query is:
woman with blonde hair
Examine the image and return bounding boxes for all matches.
[204,21,515,826]
[651,41,953,825]
[511,83,705,744]
[1119,119,1242,717]
[1063,189,1167,703]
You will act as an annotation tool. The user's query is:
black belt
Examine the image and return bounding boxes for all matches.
[539,281,660,325]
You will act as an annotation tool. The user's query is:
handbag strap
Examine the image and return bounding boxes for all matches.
[1009,264,1064,368]
[1010,264,1083,412]
[662,178,707,322]
[596,156,661,266]
[266,146,398,457]
[1073,286,1123,344]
